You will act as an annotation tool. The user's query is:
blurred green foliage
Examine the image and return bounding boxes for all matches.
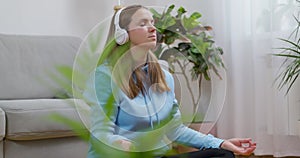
[273,2,300,95]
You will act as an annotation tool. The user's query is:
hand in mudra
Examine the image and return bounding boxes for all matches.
[221,138,256,156]
[112,139,135,151]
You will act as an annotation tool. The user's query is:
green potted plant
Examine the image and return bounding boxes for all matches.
[150,4,225,153]
[151,4,224,120]
[273,0,300,136]
[150,5,224,122]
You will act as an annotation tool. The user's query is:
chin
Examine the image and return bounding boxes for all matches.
[139,42,157,50]
[148,41,157,48]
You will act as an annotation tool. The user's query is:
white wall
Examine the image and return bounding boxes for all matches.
[0,0,119,37]
[0,0,218,38]
[0,0,160,37]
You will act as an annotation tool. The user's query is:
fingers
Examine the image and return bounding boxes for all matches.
[112,139,134,151]
[233,146,256,156]
[238,146,256,156]
[235,138,257,147]
[120,141,132,151]
[242,139,257,148]
[238,141,256,156]
[238,138,252,143]
[224,138,257,156]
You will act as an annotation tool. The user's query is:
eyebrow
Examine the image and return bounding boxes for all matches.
[137,18,154,22]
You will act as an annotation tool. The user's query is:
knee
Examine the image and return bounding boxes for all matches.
[221,149,235,158]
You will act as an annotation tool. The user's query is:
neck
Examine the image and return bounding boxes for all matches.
[130,45,149,67]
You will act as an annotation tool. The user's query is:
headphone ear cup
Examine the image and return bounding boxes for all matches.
[115,27,129,45]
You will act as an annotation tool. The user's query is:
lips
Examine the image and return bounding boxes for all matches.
[148,35,156,40]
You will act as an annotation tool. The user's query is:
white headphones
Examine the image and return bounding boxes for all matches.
[114,7,129,45]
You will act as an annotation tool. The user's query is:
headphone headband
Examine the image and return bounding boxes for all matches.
[114,7,125,30]
[114,7,129,45]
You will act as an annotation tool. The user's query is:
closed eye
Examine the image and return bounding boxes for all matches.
[138,19,155,27]
[140,22,146,26]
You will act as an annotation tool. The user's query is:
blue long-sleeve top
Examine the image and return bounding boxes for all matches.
[84,63,224,158]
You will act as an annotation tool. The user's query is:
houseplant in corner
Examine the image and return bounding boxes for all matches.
[150,4,225,153]
[273,0,300,136]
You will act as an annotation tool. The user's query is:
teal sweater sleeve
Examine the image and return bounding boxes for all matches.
[83,66,131,145]
[166,101,224,149]
[163,70,224,149]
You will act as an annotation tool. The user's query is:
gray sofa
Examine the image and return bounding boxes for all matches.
[0,34,89,158]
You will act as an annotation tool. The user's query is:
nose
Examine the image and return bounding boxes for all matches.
[148,25,156,33]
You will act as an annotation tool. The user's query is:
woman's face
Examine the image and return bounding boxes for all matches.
[127,8,156,50]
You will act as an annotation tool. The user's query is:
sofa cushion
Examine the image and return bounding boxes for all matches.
[0,108,5,141]
[0,141,3,158]
[5,137,88,158]
[0,99,90,140]
[0,34,82,99]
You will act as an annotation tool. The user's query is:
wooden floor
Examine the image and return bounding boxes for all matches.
[173,144,300,158]
[236,156,300,158]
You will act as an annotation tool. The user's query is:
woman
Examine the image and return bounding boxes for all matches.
[85,4,256,158]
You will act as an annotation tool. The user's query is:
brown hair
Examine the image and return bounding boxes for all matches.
[103,5,170,99]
